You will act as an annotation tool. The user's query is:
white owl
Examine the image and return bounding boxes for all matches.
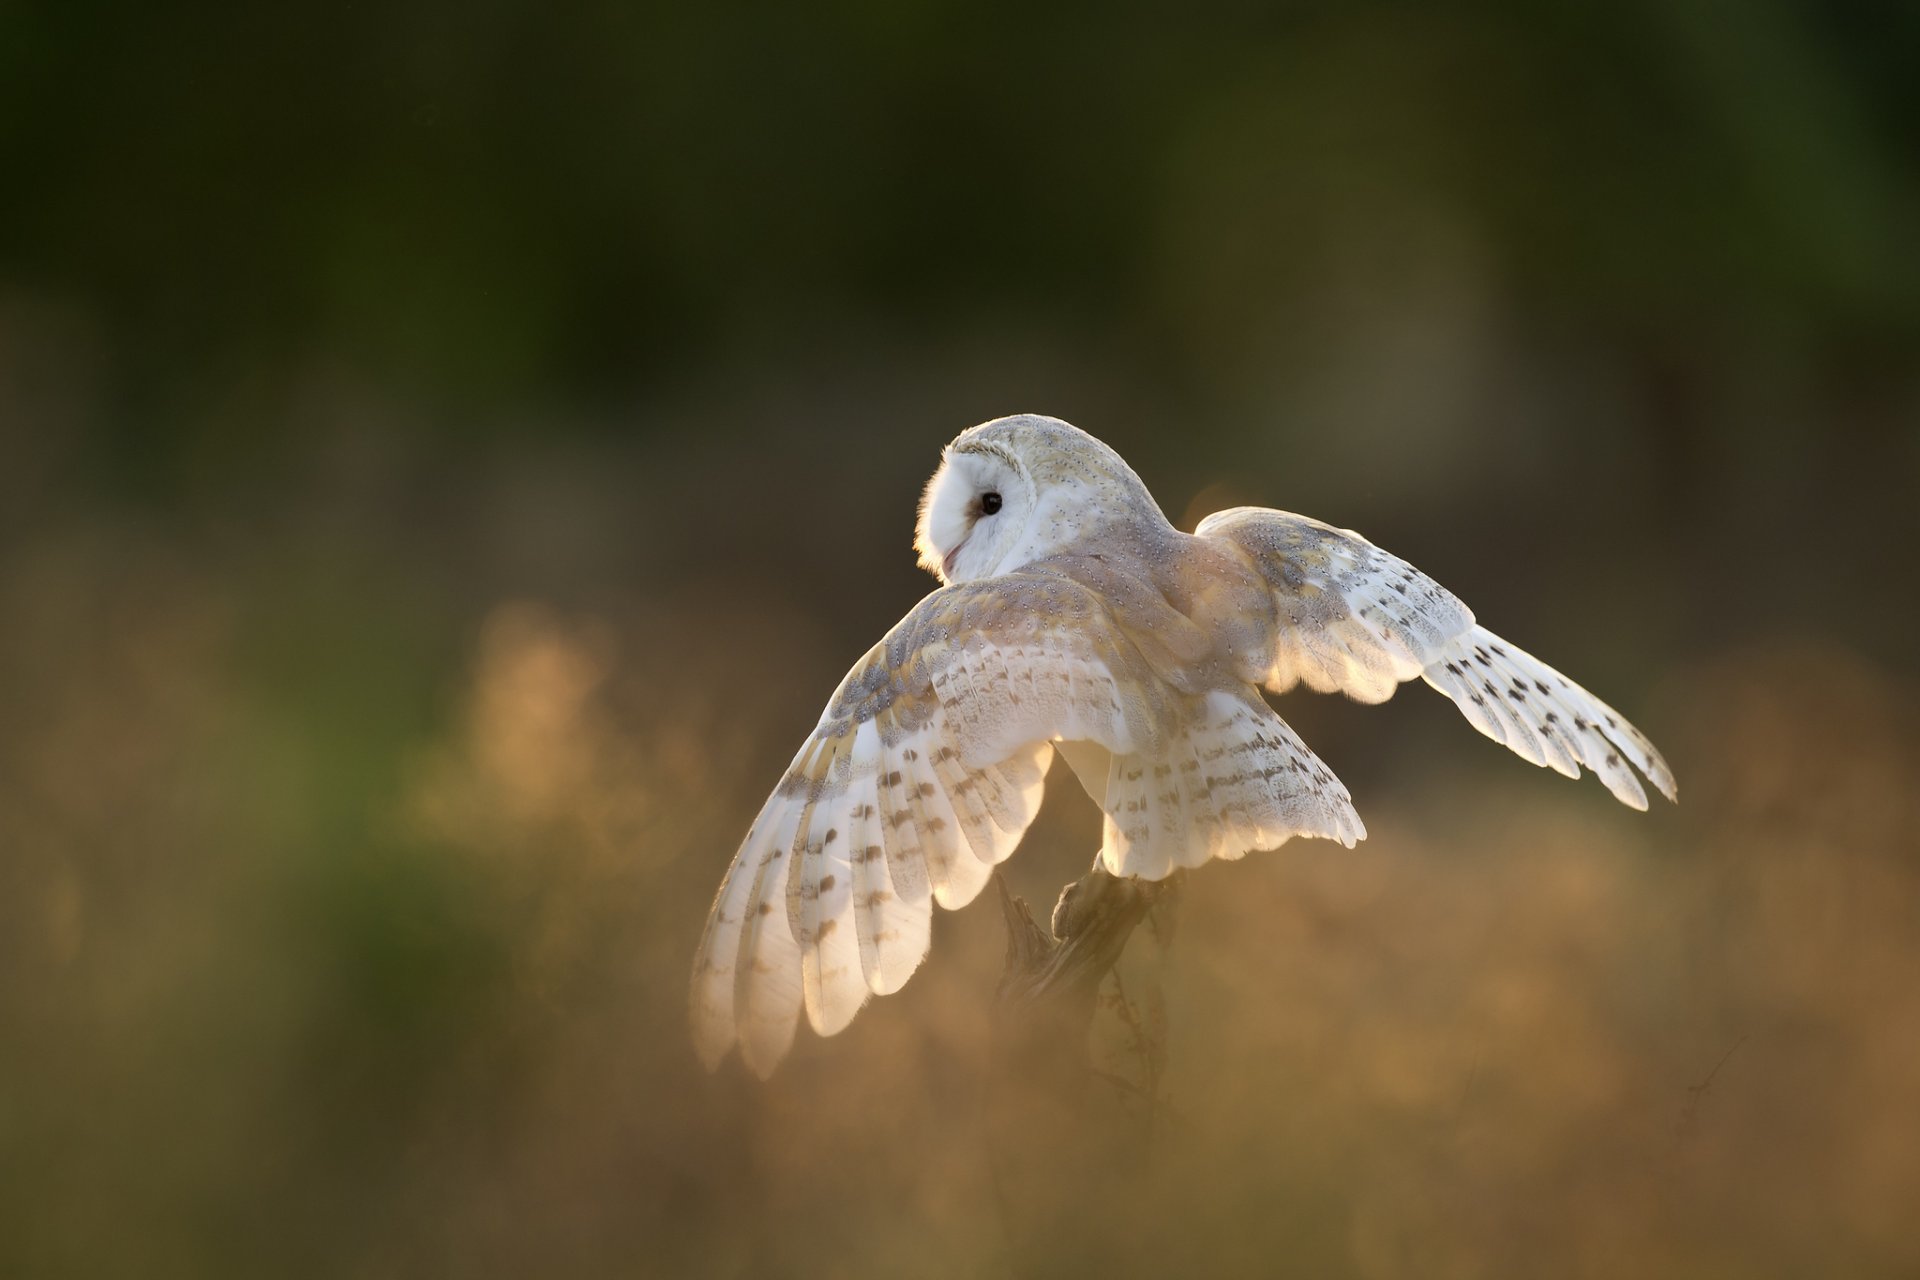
[692,414,1675,1077]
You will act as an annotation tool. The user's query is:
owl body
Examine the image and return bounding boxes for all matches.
[692,414,1675,1077]
[924,417,1274,689]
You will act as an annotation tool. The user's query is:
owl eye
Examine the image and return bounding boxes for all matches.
[980,492,1002,516]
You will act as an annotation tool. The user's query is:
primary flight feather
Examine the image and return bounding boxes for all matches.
[691,414,1675,1077]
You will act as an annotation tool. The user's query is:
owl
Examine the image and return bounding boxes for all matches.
[692,414,1675,1077]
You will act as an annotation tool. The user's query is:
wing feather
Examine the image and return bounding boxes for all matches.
[1424,626,1669,809]
[787,738,868,1038]
[840,737,899,996]
[690,574,1145,1076]
[1098,690,1365,880]
[734,793,807,1076]
[1197,507,1675,808]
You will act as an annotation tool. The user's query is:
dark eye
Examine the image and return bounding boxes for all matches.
[980,491,1002,516]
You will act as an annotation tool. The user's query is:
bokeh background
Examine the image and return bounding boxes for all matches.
[4,2,1919,1276]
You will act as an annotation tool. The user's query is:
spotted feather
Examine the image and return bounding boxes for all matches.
[691,574,1145,1077]
[1198,507,1675,805]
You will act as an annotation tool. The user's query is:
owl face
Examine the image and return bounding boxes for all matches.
[914,441,1031,584]
[915,414,1173,585]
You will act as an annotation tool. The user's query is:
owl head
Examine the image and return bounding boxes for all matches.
[914,414,1167,584]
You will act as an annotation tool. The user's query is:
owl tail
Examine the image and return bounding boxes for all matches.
[1084,689,1365,881]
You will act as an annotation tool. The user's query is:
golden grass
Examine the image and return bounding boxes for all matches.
[3,539,1916,1277]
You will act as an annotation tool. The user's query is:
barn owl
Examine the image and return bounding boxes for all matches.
[692,414,1675,1077]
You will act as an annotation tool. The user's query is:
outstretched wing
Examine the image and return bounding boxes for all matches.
[1195,507,1677,809]
[691,574,1161,1078]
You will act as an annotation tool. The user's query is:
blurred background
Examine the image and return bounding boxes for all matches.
[3,2,1918,1276]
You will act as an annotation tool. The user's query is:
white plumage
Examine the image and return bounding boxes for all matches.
[691,414,1675,1077]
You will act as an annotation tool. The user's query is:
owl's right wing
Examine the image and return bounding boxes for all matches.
[690,574,1164,1078]
[1196,506,1675,809]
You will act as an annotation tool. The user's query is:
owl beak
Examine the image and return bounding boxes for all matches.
[941,536,969,579]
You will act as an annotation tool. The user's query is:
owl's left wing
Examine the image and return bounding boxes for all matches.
[690,574,1159,1078]
[1196,506,1676,809]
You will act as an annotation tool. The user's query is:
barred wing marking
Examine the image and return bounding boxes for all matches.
[1098,689,1366,882]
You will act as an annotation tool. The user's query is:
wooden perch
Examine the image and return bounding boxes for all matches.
[994,863,1171,1007]
[988,858,1179,1095]
[983,860,1180,1264]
